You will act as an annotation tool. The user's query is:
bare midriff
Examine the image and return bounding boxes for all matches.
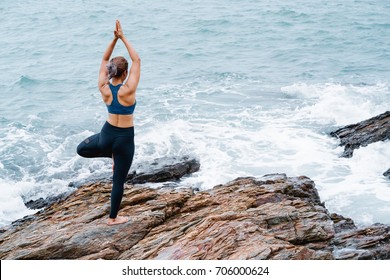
[107,113,134,128]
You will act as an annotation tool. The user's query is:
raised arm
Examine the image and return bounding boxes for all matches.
[98,37,118,91]
[115,20,141,95]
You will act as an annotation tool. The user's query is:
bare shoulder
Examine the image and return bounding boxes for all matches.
[119,83,136,97]
[100,84,112,102]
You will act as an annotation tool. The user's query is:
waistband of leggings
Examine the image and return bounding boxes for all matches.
[102,121,134,135]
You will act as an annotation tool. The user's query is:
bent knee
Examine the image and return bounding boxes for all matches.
[76,138,92,157]
[76,142,85,157]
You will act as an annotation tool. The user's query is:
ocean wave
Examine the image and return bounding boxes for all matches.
[16,75,40,86]
[281,82,389,126]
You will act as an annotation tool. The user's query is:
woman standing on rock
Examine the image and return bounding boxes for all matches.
[77,20,141,225]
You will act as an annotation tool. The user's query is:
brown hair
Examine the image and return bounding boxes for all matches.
[107,56,128,80]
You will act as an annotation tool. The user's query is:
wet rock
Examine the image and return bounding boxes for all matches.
[24,192,73,210]
[2,174,389,260]
[331,224,390,260]
[330,111,390,158]
[126,156,200,184]
[330,213,356,233]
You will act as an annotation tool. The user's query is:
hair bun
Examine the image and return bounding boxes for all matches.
[106,62,118,79]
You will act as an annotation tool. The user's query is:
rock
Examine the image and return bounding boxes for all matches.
[24,156,200,210]
[1,174,389,260]
[384,169,390,179]
[331,224,390,260]
[330,111,390,158]
[24,192,73,210]
[126,156,200,184]
[330,213,356,233]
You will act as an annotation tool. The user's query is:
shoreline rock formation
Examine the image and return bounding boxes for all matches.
[330,111,389,179]
[1,174,389,260]
[330,111,390,158]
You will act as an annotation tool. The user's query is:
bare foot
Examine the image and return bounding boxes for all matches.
[107,216,129,226]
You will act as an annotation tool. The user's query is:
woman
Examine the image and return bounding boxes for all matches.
[77,20,141,226]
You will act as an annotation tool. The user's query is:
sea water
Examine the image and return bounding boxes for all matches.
[0,0,389,227]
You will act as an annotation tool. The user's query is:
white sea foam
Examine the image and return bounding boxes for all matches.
[0,179,39,227]
[0,124,113,227]
[282,82,389,126]
[317,141,390,225]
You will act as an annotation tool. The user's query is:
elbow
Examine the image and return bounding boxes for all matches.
[134,56,141,64]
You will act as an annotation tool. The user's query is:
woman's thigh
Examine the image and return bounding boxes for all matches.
[77,133,112,158]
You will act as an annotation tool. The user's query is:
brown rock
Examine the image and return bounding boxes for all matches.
[1,174,389,260]
[332,224,390,259]
[330,213,356,233]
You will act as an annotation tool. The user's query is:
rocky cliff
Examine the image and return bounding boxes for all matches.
[1,173,389,260]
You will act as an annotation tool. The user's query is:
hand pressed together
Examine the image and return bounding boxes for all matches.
[114,20,125,40]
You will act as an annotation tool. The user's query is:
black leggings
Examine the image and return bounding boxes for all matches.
[77,121,135,219]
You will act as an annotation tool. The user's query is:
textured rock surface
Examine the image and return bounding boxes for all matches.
[126,156,201,184]
[331,224,390,260]
[1,174,389,260]
[330,111,390,158]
